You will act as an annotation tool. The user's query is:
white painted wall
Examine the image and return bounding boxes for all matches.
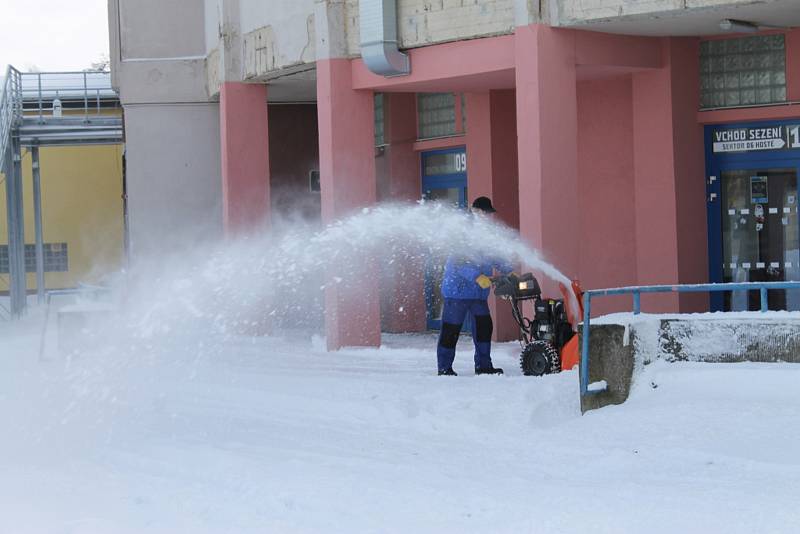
[205,0,221,55]
[119,0,206,59]
[124,104,223,260]
[110,0,209,104]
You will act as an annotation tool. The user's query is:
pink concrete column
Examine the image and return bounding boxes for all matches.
[670,38,707,312]
[220,82,271,234]
[576,77,638,316]
[466,90,520,341]
[379,93,427,333]
[466,92,493,198]
[786,29,800,102]
[632,38,706,312]
[317,59,381,349]
[515,25,579,296]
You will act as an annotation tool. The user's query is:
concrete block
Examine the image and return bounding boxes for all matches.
[659,319,800,363]
[578,324,635,413]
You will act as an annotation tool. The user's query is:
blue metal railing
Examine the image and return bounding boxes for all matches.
[580,281,800,396]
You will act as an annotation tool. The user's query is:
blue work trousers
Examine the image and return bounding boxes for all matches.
[436,298,494,372]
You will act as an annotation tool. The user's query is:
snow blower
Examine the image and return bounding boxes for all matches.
[492,273,584,376]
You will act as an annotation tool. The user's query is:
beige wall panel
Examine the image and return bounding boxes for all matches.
[685,0,775,7]
[123,104,223,260]
[555,0,683,24]
[345,0,516,55]
[240,0,317,79]
[119,0,206,59]
[555,0,777,25]
[116,59,208,105]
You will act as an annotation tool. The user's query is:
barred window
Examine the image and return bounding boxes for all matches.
[417,93,456,140]
[700,35,786,109]
[0,243,69,273]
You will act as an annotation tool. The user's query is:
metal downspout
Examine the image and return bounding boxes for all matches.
[32,146,45,304]
[359,0,410,77]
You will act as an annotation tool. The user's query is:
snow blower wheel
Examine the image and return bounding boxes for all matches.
[520,340,561,376]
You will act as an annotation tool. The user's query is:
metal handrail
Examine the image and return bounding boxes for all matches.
[579,281,800,397]
[0,66,23,164]
[18,70,116,121]
[2,67,117,162]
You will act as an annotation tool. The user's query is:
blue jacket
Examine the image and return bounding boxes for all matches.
[441,256,513,300]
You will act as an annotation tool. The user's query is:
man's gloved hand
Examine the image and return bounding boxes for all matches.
[475,274,492,289]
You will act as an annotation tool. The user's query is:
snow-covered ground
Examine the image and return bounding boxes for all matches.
[1,315,799,533]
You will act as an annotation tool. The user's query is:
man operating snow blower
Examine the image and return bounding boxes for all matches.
[436,196,513,376]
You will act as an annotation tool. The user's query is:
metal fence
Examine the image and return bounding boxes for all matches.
[20,70,116,121]
[0,66,22,165]
[579,281,800,397]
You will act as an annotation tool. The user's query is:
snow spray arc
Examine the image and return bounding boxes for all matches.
[95,202,576,350]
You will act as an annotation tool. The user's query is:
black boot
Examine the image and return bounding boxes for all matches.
[438,368,458,376]
[475,366,504,375]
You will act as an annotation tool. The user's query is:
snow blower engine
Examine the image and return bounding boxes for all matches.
[492,273,584,376]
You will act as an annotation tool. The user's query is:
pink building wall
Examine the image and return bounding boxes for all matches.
[220,82,271,234]
[356,25,751,317]
[577,77,638,316]
[246,24,800,346]
[317,58,382,349]
[377,93,427,333]
[465,90,520,340]
[515,25,580,297]
[669,38,708,312]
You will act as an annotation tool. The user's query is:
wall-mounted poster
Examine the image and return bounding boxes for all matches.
[751,176,768,204]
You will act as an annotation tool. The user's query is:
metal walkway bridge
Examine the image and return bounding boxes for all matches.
[1,66,123,319]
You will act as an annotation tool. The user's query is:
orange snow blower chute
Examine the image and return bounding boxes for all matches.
[492,274,584,376]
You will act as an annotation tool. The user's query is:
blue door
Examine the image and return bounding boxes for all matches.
[421,147,468,329]
[706,120,800,311]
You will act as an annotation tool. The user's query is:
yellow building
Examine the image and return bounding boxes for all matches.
[1,70,125,297]
[1,144,124,291]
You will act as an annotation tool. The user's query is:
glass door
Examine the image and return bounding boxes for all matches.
[421,147,467,329]
[705,120,800,311]
[720,168,800,310]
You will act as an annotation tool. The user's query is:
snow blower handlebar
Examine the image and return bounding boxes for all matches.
[491,272,542,300]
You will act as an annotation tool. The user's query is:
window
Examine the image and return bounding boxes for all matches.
[461,94,467,132]
[374,93,385,147]
[700,35,786,109]
[417,93,457,139]
[308,170,320,193]
[0,243,69,273]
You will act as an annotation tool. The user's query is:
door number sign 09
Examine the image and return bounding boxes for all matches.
[454,152,467,172]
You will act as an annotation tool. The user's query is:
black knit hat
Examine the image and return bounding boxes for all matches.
[471,196,496,213]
